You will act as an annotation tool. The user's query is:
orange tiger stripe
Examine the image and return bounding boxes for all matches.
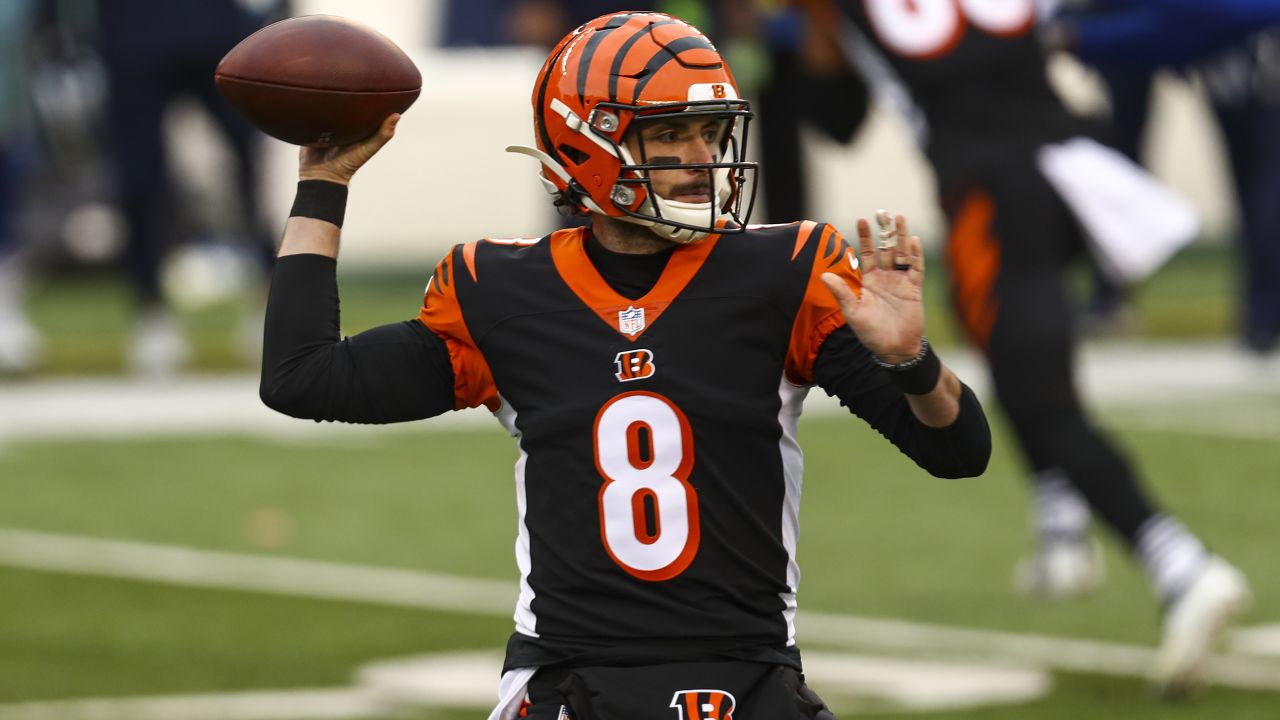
[419,248,500,412]
[947,190,1001,352]
[462,241,479,282]
[792,220,818,260]
[786,223,861,384]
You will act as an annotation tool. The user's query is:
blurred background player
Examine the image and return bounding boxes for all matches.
[0,0,41,375]
[809,0,1251,695]
[1047,1,1280,357]
[96,0,282,375]
[442,0,636,48]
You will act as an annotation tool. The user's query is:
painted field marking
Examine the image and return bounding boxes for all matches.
[1232,624,1280,658]
[0,527,1277,694]
[0,688,382,720]
[358,650,1051,713]
[0,650,1052,720]
[0,527,514,616]
[1,342,1277,444]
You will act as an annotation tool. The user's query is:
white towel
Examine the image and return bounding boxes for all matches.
[1037,137,1199,284]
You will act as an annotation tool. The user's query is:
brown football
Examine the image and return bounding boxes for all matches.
[215,15,421,147]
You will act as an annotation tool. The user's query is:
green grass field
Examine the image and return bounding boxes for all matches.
[1,244,1277,718]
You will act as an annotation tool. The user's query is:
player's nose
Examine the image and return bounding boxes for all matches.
[682,139,714,166]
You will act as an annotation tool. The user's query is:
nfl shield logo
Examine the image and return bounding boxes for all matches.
[618,306,646,336]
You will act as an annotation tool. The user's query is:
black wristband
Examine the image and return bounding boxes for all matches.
[873,337,942,395]
[290,180,348,228]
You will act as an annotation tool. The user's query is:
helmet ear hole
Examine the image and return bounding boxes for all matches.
[558,144,590,166]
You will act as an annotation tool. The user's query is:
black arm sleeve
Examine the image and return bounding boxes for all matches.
[259,253,457,424]
[813,326,991,479]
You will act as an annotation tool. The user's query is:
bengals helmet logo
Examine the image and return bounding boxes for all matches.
[670,690,736,720]
[711,83,727,99]
[614,349,656,382]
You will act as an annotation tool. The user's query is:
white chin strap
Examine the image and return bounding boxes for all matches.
[618,145,733,244]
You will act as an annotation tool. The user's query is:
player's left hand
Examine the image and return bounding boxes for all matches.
[821,212,926,363]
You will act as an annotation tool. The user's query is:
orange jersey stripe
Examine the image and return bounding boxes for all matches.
[791,220,818,260]
[786,223,861,384]
[418,248,500,412]
[549,227,719,341]
[947,190,1001,352]
[462,241,479,282]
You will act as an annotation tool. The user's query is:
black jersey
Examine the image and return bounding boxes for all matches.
[829,0,1089,181]
[420,223,861,669]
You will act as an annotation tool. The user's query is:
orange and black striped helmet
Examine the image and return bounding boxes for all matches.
[507,12,757,243]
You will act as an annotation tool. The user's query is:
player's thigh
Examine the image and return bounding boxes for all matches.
[524,662,834,720]
[943,167,1078,354]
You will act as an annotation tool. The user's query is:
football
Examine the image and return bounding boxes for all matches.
[215,15,421,147]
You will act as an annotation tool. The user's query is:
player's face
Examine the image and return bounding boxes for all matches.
[626,115,728,204]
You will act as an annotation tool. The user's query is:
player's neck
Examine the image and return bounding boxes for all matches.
[591,214,677,255]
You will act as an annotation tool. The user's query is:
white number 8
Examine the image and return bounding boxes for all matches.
[864,0,1035,59]
[594,391,700,581]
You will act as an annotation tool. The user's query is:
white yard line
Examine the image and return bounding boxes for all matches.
[0,651,1054,720]
[1232,624,1280,658]
[798,612,1280,692]
[0,342,1277,444]
[0,688,384,720]
[1,527,1277,694]
[0,528,514,617]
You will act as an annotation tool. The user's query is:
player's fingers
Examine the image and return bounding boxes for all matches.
[892,231,917,270]
[379,113,400,139]
[910,234,925,275]
[898,234,925,278]
[855,218,876,268]
[890,214,914,272]
[820,272,858,313]
[362,114,400,154]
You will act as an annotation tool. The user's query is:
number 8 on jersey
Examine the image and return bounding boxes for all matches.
[594,391,701,581]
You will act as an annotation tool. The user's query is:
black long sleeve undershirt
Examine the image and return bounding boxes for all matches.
[261,252,990,478]
[812,326,990,478]
[259,253,456,423]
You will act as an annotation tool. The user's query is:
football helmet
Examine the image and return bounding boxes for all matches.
[508,12,757,243]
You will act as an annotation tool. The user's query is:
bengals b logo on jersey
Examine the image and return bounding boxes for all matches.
[614,349,656,382]
[670,690,736,720]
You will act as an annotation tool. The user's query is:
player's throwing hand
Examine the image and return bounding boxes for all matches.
[299,113,400,186]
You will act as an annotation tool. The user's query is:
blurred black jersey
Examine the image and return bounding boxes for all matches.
[830,0,1091,182]
[420,223,861,671]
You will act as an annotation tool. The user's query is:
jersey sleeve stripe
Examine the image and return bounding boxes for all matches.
[463,241,480,282]
[784,223,862,384]
[791,220,818,260]
[419,247,501,412]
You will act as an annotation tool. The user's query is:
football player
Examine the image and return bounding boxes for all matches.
[813,0,1251,696]
[261,12,990,720]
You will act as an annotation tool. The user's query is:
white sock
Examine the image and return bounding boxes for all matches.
[1034,468,1091,540]
[1136,515,1208,601]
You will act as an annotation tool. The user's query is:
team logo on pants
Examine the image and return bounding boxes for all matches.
[614,349,656,382]
[669,690,736,720]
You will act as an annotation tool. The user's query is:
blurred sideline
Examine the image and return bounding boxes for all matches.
[234,2,1240,268]
[1,340,1277,444]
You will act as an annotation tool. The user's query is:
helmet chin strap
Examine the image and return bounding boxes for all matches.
[617,146,733,244]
